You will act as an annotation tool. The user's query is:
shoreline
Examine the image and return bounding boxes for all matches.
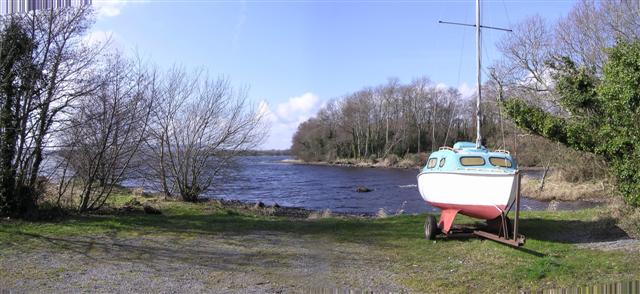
[281,158,609,204]
[280,158,421,170]
[206,195,603,219]
[203,197,370,218]
[281,158,552,172]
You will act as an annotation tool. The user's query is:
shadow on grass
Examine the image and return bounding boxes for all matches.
[2,213,414,273]
[109,213,425,243]
[9,230,300,272]
[1,212,425,245]
[2,211,630,250]
[518,217,629,244]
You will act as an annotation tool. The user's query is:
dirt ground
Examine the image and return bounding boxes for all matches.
[0,231,407,293]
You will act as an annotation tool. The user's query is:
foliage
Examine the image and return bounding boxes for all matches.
[0,7,97,217]
[0,20,38,216]
[504,41,640,206]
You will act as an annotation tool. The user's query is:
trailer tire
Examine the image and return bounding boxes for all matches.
[424,215,437,240]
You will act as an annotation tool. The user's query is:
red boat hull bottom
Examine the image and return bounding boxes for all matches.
[427,201,506,234]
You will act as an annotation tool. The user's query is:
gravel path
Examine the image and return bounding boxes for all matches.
[577,239,640,252]
[0,231,407,293]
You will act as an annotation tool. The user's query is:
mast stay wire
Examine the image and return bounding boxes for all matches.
[479,0,512,151]
[442,2,470,148]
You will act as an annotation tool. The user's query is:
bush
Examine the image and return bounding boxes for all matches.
[504,41,640,206]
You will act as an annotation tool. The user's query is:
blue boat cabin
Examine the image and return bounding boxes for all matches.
[421,141,517,173]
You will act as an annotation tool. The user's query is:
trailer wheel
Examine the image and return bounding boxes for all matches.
[424,215,437,240]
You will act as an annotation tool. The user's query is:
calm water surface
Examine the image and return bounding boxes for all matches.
[204,156,597,214]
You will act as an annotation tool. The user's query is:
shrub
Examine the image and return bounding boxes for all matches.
[504,41,640,206]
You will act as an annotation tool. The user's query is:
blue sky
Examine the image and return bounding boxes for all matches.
[91,0,576,149]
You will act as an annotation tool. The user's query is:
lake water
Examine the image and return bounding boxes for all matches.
[201,156,597,215]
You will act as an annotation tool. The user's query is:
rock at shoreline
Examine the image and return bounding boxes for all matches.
[356,186,372,193]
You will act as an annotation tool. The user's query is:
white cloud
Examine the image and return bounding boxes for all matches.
[275,92,319,123]
[259,92,322,150]
[435,82,448,91]
[93,0,146,18]
[457,82,476,98]
[430,82,476,99]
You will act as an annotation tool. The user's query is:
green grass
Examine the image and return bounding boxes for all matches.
[0,196,638,293]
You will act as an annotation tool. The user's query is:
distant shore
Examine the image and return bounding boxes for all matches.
[281,158,551,171]
[280,158,421,169]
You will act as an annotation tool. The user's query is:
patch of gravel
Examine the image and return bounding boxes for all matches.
[0,231,408,293]
[576,239,640,252]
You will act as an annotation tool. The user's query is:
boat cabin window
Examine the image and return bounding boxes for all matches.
[489,157,512,168]
[460,156,485,166]
[439,158,446,167]
[427,158,437,168]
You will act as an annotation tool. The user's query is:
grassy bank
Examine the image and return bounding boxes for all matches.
[522,172,613,203]
[0,194,639,292]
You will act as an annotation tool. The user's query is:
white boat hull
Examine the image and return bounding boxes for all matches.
[417,171,518,220]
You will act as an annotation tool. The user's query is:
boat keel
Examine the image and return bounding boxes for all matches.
[438,209,460,234]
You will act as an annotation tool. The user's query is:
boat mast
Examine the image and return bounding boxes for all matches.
[438,0,511,149]
[475,0,482,149]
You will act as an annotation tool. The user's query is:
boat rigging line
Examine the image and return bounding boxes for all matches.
[438,0,511,149]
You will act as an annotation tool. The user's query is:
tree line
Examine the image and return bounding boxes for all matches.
[291,78,510,163]
[0,7,266,217]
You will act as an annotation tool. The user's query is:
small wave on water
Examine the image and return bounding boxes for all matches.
[198,156,602,214]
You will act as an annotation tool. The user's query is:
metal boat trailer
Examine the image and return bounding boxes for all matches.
[425,172,526,247]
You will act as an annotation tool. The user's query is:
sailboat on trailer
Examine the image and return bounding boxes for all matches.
[416,0,525,246]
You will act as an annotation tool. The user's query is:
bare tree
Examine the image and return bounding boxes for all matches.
[59,53,154,211]
[147,69,266,202]
[291,76,474,163]
[0,6,100,216]
[555,0,639,73]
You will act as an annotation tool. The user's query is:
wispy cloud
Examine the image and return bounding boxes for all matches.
[457,82,475,98]
[259,92,323,150]
[433,82,475,99]
[232,0,248,49]
[93,0,147,18]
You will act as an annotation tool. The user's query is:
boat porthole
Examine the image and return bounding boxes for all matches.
[439,158,446,168]
[427,158,437,168]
